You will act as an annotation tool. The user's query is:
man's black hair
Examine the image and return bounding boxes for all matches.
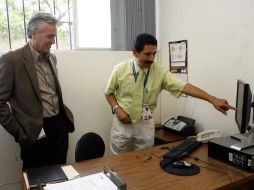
[134,33,157,52]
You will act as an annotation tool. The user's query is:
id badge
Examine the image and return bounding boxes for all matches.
[142,106,153,120]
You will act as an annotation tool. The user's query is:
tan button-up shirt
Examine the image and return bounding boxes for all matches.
[105,59,187,123]
[29,43,59,117]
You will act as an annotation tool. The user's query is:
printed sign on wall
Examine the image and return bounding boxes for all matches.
[169,40,188,74]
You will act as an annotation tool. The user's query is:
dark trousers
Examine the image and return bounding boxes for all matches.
[21,112,69,171]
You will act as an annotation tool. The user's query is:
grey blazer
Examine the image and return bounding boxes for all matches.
[0,43,74,148]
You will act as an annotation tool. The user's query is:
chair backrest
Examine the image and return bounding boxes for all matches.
[75,132,105,162]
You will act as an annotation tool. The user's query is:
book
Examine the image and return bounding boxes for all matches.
[26,165,68,188]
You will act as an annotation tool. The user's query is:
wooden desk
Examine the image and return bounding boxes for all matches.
[155,124,186,144]
[22,141,254,190]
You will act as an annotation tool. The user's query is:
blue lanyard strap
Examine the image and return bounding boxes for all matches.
[132,62,150,88]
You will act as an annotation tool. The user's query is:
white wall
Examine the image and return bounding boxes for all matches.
[157,0,254,135]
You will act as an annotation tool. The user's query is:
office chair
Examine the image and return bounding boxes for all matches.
[75,132,105,162]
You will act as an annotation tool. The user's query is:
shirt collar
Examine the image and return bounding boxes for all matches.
[29,42,50,62]
[133,59,149,74]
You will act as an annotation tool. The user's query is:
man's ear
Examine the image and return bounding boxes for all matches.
[132,48,138,58]
[31,31,37,38]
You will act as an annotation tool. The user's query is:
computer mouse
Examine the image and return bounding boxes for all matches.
[172,160,192,168]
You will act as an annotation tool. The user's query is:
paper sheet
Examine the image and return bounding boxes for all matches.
[44,172,118,190]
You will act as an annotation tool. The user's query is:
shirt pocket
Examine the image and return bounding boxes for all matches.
[143,87,161,105]
[118,76,135,98]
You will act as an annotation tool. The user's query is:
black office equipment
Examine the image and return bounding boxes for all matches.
[26,165,68,188]
[162,116,196,136]
[235,80,252,134]
[163,139,202,159]
[230,79,254,150]
[208,136,254,172]
[208,79,254,172]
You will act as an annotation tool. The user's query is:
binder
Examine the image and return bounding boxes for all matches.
[40,167,126,190]
[24,165,126,190]
[25,165,68,188]
[103,167,127,190]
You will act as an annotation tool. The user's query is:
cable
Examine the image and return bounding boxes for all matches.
[195,164,232,183]
[190,156,250,183]
[190,98,197,119]
[181,94,188,116]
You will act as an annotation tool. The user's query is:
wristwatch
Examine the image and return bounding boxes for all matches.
[112,105,119,114]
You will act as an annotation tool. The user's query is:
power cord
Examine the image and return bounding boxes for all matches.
[195,164,232,183]
[190,156,250,184]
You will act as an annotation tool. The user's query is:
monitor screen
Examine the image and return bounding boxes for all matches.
[235,79,252,134]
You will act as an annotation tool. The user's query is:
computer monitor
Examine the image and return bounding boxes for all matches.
[235,79,252,134]
[231,79,253,150]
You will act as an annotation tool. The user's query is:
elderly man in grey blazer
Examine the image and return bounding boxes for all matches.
[0,12,74,171]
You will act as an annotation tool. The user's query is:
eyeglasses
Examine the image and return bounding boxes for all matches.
[136,146,175,163]
[136,153,152,162]
[136,152,163,162]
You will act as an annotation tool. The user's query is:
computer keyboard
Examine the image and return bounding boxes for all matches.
[163,139,202,160]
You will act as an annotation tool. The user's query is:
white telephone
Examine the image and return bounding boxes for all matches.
[196,129,222,142]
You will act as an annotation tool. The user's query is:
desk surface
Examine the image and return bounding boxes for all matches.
[22,142,254,190]
[155,124,186,144]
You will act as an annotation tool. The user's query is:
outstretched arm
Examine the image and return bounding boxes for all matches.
[182,83,236,115]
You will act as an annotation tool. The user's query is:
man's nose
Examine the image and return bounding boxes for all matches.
[50,38,55,44]
[148,54,155,61]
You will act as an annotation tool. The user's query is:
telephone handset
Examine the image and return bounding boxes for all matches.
[196,129,221,142]
[162,116,196,136]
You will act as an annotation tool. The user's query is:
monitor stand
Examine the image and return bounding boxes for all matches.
[230,128,254,151]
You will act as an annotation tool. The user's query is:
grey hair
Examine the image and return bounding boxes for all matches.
[27,12,58,39]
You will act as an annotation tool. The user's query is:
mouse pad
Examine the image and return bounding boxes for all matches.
[160,159,200,176]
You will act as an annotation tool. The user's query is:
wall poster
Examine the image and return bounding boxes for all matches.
[169,40,188,74]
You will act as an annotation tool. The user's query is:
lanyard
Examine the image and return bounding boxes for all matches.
[132,62,150,88]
